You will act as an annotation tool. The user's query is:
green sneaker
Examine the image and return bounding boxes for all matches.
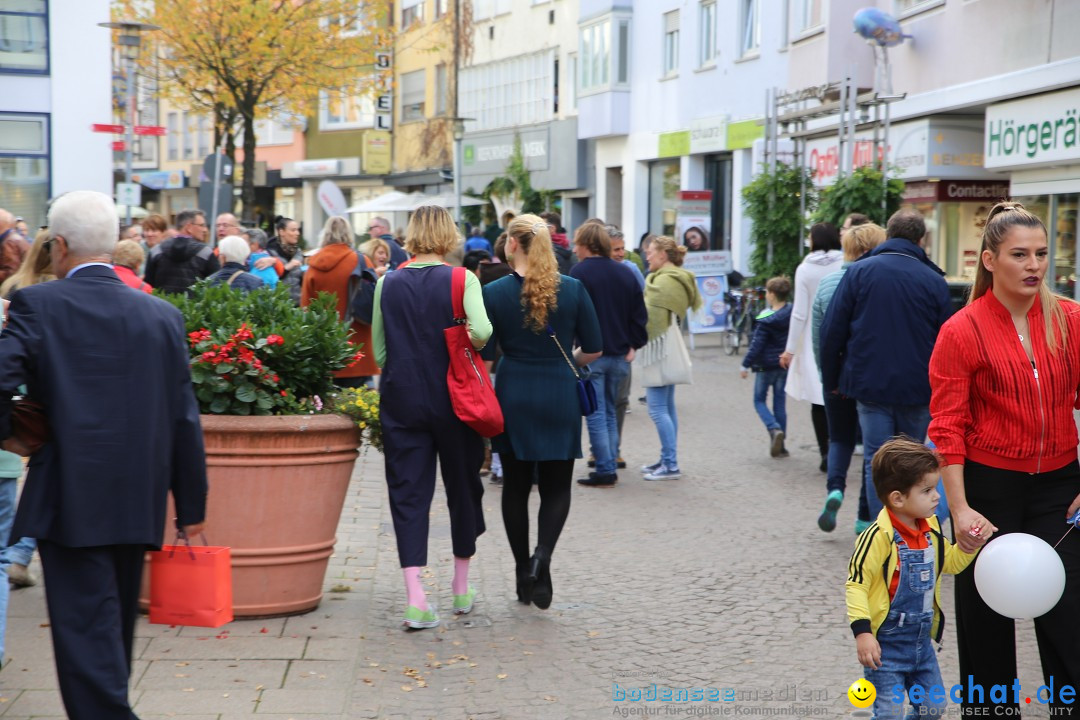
[817,490,843,533]
[453,586,477,615]
[402,604,439,629]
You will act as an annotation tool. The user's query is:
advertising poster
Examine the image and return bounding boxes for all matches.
[675,190,713,251]
[682,251,733,340]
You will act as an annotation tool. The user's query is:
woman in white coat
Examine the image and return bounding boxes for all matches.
[779,223,843,472]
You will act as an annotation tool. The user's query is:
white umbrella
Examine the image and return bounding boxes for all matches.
[344,191,413,213]
[409,192,488,210]
[115,204,149,219]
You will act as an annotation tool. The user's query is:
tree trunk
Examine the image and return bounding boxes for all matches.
[241,109,257,224]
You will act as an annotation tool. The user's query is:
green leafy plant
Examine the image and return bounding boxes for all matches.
[813,165,906,227]
[741,163,817,281]
[162,283,363,415]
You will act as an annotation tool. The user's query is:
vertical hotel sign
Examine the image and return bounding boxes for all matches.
[985,87,1080,169]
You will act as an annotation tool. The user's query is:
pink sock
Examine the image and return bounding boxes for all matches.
[403,567,427,610]
[452,556,470,595]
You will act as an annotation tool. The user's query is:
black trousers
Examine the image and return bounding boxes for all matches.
[810,403,829,458]
[38,541,145,720]
[383,417,485,568]
[953,460,1080,712]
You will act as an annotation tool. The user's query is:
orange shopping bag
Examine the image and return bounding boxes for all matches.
[149,535,233,628]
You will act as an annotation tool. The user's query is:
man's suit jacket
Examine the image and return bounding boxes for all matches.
[0,265,207,547]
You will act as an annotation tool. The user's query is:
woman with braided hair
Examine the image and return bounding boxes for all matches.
[482,214,602,609]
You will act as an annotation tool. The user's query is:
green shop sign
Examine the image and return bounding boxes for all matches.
[984,87,1080,169]
[726,119,764,150]
[658,131,691,158]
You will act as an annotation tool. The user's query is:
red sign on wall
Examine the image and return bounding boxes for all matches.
[92,123,125,134]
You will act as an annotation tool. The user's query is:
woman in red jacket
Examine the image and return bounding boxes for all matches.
[300,216,380,385]
[928,201,1080,714]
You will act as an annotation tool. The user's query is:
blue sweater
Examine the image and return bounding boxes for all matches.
[570,257,648,356]
[742,304,792,371]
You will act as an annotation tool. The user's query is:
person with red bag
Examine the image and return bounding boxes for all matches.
[371,204,492,629]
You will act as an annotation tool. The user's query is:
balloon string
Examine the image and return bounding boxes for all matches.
[1053,526,1074,549]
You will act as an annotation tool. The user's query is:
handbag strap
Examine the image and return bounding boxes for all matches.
[509,273,580,380]
[450,266,467,322]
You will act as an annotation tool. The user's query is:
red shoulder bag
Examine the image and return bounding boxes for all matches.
[444,267,504,437]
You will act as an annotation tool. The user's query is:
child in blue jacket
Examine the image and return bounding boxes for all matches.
[741,276,792,458]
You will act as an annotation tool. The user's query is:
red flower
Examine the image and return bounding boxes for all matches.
[280,390,288,397]
[265,334,284,346]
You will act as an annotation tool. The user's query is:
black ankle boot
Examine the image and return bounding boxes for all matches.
[515,563,533,604]
[528,547,552,609]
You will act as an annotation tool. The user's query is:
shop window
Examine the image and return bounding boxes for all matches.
[649,160,680,237]
[0,113,49,229]
[0,0,47,74]
[1054,194,1078,297]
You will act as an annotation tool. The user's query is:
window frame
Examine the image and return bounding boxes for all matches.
[435,63,448,117]
[319,89,376,131]
[578,10,631,97]
[459,49,556,132]
[795,0,825,36]
[400,68,427,123]
[401,0,424,27]
[0,111,51,227]
[0,0,49,76]
[167,111,178,161]
[699,0,717,68]
[662,10,679,77]
[739,0,761,58]
[894,0,945,18]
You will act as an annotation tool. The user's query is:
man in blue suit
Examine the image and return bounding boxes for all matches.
[0,191,208,720]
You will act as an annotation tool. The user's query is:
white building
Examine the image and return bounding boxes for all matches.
[0,0,112,229]
[459,0,588,226]
[577,0,790,271]
[785,0,1080,295]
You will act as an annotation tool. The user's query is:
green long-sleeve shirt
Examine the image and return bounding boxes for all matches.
[371,262,492,368]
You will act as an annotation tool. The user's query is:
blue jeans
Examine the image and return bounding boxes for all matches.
[585,355,630,476]
[858,401,932,517]
[3,536,35,567]
[752,369,787,433]
[0,477,15,661]
[824,392,858,496]
[646,385,679,468]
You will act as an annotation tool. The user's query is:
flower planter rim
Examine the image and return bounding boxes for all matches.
[199,413,358,433]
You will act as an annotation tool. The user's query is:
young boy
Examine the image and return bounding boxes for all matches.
[740,276,792,458]
[246,232,280,288]
[846,438,979,719]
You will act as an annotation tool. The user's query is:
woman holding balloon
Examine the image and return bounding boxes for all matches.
[928,202,1080,713]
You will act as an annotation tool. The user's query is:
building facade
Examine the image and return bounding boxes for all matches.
[0,0,112,229]
[785,0,1080,294]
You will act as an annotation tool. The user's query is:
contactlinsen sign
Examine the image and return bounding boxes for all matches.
[984,87,1080,169]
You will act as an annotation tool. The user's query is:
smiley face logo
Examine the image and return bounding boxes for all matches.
[847,678,876,708]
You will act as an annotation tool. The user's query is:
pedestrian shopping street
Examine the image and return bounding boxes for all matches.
[0,336,1053,719]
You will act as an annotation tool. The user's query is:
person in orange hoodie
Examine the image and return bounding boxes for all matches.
[300,216,380,386]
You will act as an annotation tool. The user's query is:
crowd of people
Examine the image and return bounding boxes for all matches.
[3,193,1079,718]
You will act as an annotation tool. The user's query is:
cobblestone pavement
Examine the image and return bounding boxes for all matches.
[0,334,1057,719]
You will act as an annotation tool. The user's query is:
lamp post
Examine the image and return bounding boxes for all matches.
[449,117,473,235]
[99,20,159,226]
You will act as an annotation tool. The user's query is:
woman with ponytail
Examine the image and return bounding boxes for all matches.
[482,214,602,610]
[928,201,1080,714]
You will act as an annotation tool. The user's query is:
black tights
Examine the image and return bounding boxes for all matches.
[499,451,574,566]
[811,403,829,458]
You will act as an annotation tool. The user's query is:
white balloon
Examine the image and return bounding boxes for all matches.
[974,533,1066,619]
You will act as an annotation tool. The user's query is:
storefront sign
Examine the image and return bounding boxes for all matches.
[133,170,185,190]
[293,159,342,177]
[462,127,549,173]
[689,115,729,154]
[903,180,1011,204]
[985,86,1080,169]
[726,119,764,150]
[658,131,691,158]
[363,131,391,175]
[805,119,992,187]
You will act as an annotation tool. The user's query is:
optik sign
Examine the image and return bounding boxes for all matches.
[984,87,1080,169]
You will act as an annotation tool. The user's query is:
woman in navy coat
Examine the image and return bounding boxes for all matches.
[372,205,492,629]
[483,214,602,609]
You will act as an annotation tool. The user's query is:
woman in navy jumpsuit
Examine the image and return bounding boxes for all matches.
[372,205,492,629]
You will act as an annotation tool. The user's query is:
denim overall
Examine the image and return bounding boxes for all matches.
[866,530,947,719]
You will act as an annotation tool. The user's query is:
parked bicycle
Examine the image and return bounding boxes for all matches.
[723,287,766,355]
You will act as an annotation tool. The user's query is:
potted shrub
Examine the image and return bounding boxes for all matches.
[144,283,372,617]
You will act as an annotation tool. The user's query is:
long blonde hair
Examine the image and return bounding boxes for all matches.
[970,201,1070,353]
[2,229,55,298]
[507,213,559,332]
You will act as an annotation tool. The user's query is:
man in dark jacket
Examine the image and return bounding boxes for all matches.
[541,211,576,275]
[741,276,793,458]
[819,209,952,518]
[144,208,220,294]
[571,223,648,487]
[208,235,264,293]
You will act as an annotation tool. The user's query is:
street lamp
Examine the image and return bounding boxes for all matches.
[449,117,472,235]
[98,20,159,226]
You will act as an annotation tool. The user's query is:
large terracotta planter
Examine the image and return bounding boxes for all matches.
[141,413,361,618]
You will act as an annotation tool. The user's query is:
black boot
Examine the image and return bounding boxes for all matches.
[528,547,553,610]
[515,563,533,605]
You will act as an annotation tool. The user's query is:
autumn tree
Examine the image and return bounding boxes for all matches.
[115,0,390,221]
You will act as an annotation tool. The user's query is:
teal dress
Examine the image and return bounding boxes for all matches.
[483,274,602,461]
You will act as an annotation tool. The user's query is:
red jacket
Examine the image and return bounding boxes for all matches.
[928,291,1080,473]
[113,265,153,294]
